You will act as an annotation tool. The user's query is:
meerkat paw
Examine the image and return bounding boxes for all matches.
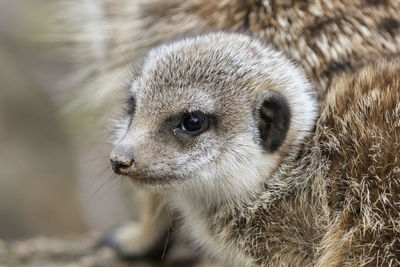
[97,221,170,260]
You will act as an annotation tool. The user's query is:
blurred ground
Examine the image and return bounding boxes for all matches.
[0,234,125,267]
[0,234,203,267]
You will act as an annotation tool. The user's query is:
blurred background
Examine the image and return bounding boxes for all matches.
[0,0,136,240]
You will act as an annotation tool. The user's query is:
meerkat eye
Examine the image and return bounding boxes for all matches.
[178,111,209,135]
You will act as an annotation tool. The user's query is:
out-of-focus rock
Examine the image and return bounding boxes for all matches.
[0,234,140,267]
[0,234,204,267]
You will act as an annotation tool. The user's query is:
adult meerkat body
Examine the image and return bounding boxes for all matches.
[56,0,400,105]
[109,32,400,266]
[313,59,400,266]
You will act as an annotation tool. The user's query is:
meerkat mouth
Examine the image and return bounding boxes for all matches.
[125,172,180,186]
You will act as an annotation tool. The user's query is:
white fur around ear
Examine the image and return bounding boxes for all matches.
[254,44,319,155]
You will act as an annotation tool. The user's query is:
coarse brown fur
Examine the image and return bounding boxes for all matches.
[203,58,400,266]
[315,59,400,266]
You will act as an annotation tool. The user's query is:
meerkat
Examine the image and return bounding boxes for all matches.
[108,32,400,266]
[52,0,400,262]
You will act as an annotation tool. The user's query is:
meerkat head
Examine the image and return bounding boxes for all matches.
[110,33,318,204]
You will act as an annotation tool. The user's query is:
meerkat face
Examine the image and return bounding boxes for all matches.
[110,33,318,202]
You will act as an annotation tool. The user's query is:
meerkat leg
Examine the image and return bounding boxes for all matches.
[99,191,172,259]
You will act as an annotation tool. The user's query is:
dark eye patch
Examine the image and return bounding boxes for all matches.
[125,95,136,115]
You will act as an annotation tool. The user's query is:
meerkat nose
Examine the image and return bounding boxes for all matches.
[110,147,135,175]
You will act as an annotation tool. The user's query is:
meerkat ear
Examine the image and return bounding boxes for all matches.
[257,92,291,152]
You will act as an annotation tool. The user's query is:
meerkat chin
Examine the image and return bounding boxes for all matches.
[110,32,318,205]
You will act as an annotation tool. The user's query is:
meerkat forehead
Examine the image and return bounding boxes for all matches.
[141,33,264,92]
[132,35,260,116]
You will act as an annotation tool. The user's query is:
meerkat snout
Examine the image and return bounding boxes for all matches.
[111,32,318,201]
[110,145,136,175]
